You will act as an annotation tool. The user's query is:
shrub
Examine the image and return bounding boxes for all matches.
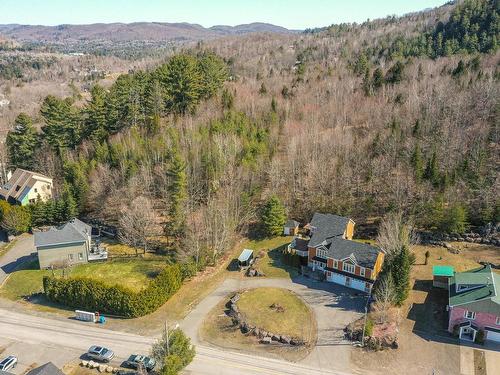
[475,330,485,344]
[364,317,374,337]
[43,263,182,317]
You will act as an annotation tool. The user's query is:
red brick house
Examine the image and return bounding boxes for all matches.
[289,213,384,293]
[447,265,500,343]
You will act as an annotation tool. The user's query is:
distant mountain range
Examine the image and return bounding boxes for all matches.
[0,22,293,43]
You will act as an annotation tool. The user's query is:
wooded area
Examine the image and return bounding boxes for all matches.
[2,0,499,267]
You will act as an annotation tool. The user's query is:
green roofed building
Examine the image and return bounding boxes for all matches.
[433,265,454,289]
[447,265,500,343]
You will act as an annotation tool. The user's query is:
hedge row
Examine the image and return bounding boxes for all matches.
[43,264,182,317]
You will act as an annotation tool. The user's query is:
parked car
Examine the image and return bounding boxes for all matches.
[0,356,17,371]
[124,354,156,371]
[86,346,115,362]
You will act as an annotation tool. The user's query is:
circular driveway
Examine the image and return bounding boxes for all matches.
[180,275,367,373]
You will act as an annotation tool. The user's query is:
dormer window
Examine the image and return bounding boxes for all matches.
[316,248,328,259]
[343,263,355,274]
[464,310,476,320]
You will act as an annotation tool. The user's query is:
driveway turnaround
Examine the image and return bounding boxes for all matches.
[0,234,36,285]
[180,275,367,374]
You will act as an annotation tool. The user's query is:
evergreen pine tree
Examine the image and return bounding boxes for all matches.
[84,85,108,142]
[424,151,440,186]
[157,55,202,115]
[372,68,384,90]
[6,113,38,170]
[260,195,286,237]
[391,245,412,305]
[165,149,188,237]
[411,143,424,182]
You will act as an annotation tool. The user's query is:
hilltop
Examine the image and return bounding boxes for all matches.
[0,21,292,43]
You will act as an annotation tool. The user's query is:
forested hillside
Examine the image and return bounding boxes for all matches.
[3,0,499,264]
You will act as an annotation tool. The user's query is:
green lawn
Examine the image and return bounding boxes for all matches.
[237,287,313,338]
[199,287,317,362]
[240,236,299,278]
[0,258,168,300]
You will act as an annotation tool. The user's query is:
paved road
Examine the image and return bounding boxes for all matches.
[180,276,366,374]
[0,234,35,284]
[0,307,356,375]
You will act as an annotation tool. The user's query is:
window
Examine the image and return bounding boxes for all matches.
[312,260,324,270]
[78,253,84,260]
[360,267,365,277]
[333,260,338,269]
[496,317,500,325]
[68,254,74,261]
[464,310,476,320]
[343,263,355,274]
[316,248,327,259]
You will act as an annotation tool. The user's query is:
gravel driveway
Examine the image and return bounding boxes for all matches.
[181,275,367,374]
[0,234,36,285]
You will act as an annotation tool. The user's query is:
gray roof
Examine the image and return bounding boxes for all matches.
[322,238,381,269]
[26,362,64,375]
[308,213,350,247]
[285,220,299,228]
[35,218,91,248]
[291,237,309,252]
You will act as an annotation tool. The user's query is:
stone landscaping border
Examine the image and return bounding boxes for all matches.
[226,292,305,346]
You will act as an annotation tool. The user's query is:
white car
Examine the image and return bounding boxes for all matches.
[0,356,17,372]
[86,346,115,362]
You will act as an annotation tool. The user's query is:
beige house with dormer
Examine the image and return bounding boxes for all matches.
[0,168,53,205]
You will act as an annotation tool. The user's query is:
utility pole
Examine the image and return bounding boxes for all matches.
[165,320,179,356]
[361,305,368,346]
[165,321,170,356]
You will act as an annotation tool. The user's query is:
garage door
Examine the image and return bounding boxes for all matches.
[486,329,500,343]
[350,278,366,292]
[328,272,346,286]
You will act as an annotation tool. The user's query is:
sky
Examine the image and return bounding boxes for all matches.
[0,0,449,30]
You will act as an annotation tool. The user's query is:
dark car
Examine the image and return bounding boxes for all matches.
[124,354,156,371]
[87,346,115,362]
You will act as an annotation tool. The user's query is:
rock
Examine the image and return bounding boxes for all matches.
[267,332,274,338]
[98,365,106,373]
[271,334,280,341]
[290,338,298,346]
[261,337,272,344]
[391,340,399,349]
[230,294,240,303]
[105,366,113,373]
[88,361,97,369]
[260,330,268,338]
[254,327,260,337]
[81,360,88,367]
[230,303,239,313]
[280,335,291,344]
[240,322,249,333]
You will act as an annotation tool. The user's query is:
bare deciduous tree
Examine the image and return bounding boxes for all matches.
[118,195,161,256]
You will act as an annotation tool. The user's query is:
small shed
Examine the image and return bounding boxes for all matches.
[433,265,454,289]
[284,220,300,236]
[238,249,254,267]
